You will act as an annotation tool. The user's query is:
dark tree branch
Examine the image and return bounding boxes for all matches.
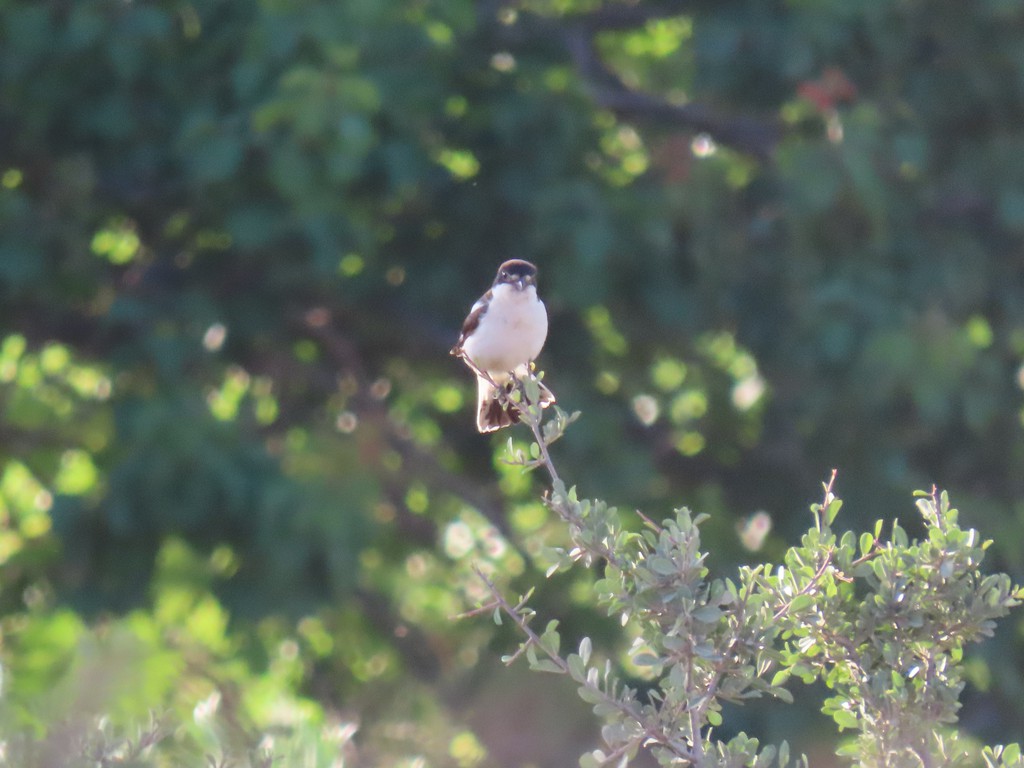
[563,25,781,160]
[482,3,782,160]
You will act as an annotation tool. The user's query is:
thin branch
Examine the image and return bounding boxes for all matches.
[772,547,835,622]
[635,507,663,533]
[561,25,781,161]
[473,563,696,764]
[473,564,567,674]
[814,468,839,531]
[481,4,782,159]
[450,599,500,621]
[686,653,706,760]
[510,385,635,572]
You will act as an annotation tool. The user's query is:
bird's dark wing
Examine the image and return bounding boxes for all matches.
[450,290,491,356]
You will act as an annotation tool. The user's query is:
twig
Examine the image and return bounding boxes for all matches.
[484,5,782,159]
[478,564,562,658]
[773,546,835,622]
[521,402,562,487]
[562,26,780,160]
[450,599,501,621]
[686,653,706,760]
[472,563,696,764]
[635,508,663,533]
[814,468,839,532]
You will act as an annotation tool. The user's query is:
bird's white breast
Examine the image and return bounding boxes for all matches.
[462,284,548,377]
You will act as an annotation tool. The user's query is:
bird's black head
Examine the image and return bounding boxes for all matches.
[493,259,538,290]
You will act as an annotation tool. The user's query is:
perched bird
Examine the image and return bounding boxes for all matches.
[451,259,555,432]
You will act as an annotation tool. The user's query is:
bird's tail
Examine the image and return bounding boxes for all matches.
[476,375,556,433]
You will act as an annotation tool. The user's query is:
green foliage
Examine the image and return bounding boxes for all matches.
[4,0,1024,764]
[481,377,1023,767]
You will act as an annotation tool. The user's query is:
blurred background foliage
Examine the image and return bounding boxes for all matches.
[1,0,1024,764]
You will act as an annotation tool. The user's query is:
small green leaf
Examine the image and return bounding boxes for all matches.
[577,685,604,704]
[530,659,565,674]
[649,556,677,575]
[692,604,723,623]
[826,499,842,525]
[790,662,817,683]
[707,709,723,726]
[859,531,874,557]
[542,418,563,442]
[522,375,540,405]
[892,520,908,547]
[831,709,859,730]
[579,636,592,665]
[632,652,661,668]
[770,687,794,704]
[787,594,814,614]
[835,741,860,757]
[567,653,585,680]
[540,620,561,656]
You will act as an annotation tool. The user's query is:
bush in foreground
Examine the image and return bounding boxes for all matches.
[469,376,1024,767]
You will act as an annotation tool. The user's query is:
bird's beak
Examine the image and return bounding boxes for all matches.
[515,277,526,290]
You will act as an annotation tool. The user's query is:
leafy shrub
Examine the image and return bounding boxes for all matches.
[471,376,1024,767]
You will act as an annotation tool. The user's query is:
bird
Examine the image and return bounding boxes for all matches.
[451,259,555,432]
